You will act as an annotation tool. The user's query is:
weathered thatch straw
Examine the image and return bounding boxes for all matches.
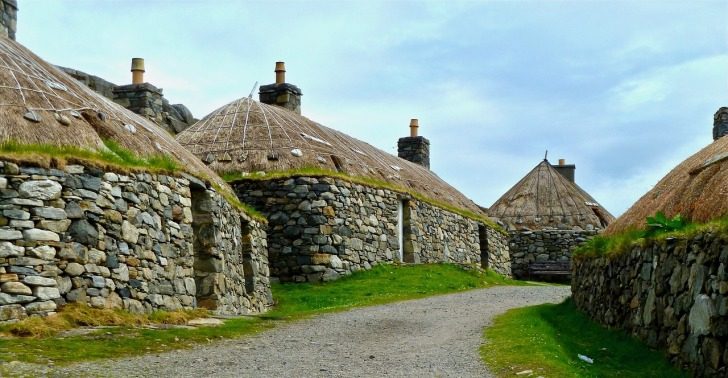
[176,96,484,214]
[607,134,728,235]
[489,159,614,230]
[0,37,227,189]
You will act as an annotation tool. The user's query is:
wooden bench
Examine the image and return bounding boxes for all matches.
[528,261,571,281]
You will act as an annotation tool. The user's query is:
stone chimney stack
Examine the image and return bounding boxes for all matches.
[713,107,728,141]
[1,0,18,40]
[553,159,576,183]
[397,118,430,169]
[259,61,303,114]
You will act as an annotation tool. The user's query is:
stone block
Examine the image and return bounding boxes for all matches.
[33,286,60,300]
[18,180,62,200]
[1,281,31,295]
[22,228,59,242]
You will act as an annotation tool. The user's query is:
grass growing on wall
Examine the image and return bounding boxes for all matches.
[0,264,520,365]
[223,167,506,234]
[573,215,728,259]
[0,140,180,173]
[482,298,686,377]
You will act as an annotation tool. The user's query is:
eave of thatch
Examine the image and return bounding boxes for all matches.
[0,36,229,192]
[607,135,728,235]
[489,159,614,230]
[176,96,486,215]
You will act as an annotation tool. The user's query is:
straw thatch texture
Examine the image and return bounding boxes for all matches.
[176,97,484,214]
[489,160,614,230]
[0,37,226,188]
[607,135,728,235]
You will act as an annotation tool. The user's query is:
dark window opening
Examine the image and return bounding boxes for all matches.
[478,224,489,269]
[330,155,345,172]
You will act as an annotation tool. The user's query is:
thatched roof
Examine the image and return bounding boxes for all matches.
[607,134,728,235]
[0,37,226,189]
[489,160,614,230]
[176,96,484,214]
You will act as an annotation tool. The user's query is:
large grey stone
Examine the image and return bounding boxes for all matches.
[1,281,32,295]
[65,262,85,276]
[121,221,139,244]
[3,209,29,220]
[0,292,35,304]
[33,286,60,300]
[25,300,57,313]
[0,304,26,321]
[32,207,67,220]
[68,219,98,245]
[28,245,56,260]
[689,294,716,335]
[18,180,62,200]
[0,241,23,257]
[23,228,60,242]
[0,229,22,240]
[38,219,71,233]
[23,276,57,287]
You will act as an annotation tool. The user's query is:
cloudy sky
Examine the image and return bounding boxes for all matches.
[17,0,728,216]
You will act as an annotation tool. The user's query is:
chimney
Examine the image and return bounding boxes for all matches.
[131,58,145,84]
[398,118,430,169]
[259,61,303,114]
[553,159,575,183]
[713,107,728,141]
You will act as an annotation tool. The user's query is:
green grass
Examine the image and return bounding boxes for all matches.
[0,140,180,173]
[0,263,519,365]
[223,167,506,234]
[482,298,686,377]
[574,216,728,259]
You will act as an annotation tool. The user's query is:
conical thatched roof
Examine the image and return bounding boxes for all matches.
[489,159,614,230]
[176,97,484,214]
[607,134,728,235]
[0,37,226,189]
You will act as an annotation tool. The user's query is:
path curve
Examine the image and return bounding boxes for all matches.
[44,285,570,377]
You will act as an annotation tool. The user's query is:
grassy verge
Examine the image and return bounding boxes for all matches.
[223,167,506,234]
[482,298,686,377]
[0,264,520,365]
[573,216,728,259]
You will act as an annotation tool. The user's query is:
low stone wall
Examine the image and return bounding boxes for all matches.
[572,232,728,376]
[235,176,510,282]
[509,229,596,278]
[0,161,271,322]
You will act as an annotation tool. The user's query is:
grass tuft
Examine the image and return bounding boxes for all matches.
[482,298,686,377]
[223,167,505,234]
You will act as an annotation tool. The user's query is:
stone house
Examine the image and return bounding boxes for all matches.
[488,158,614,278]
[0,24,272,322]
[176,63,511,282]
[572,109,728,376]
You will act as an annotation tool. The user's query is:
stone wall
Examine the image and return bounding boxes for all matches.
[0,160,271,322]
[259,83,302,115]
[509,229,596,279]
[572,232,728,376]
[235,176,510,282]
[0,0,17,40]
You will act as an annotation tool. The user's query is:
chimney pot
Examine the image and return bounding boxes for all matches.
[275,61,286,84]
[131,58,145,84]
[558,158,565,166]
[409,118,419,137]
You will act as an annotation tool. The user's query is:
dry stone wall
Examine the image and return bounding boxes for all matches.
[572,232,728,376]
[235,176,510,282]
[509,229,596,279]
[0,160,271,323]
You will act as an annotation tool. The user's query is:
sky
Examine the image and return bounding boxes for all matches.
[17,0,728,217]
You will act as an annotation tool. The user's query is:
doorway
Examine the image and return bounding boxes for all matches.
[478,224,489,269]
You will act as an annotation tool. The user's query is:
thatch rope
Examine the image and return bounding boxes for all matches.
[607,135,728,235]
[0,37,230,192]
[489,160,614,230]
[176,97,485,214]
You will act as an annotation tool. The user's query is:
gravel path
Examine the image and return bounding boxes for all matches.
[26,285,569,378]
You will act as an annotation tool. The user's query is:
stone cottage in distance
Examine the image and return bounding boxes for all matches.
[489,158,614,278]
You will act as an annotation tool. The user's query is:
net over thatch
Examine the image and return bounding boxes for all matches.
[489,159,614,230]
[607,135,728,235]
[0,37,226,188]
[176,96,484,214]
